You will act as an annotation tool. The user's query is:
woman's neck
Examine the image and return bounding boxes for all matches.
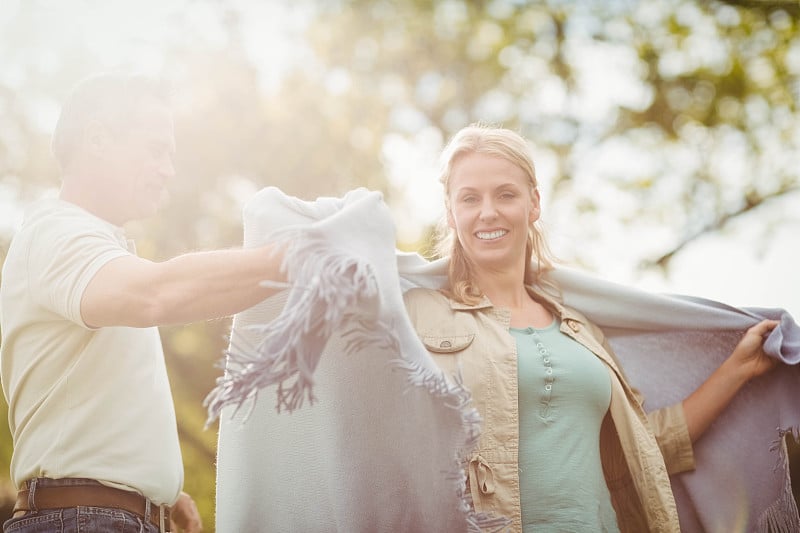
[472,267,529,309]
[471,264,553,328]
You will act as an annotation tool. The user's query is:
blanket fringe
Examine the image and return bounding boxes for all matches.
[759,426,800,532]
[756,490,800,533]
[204,230,510,533]
[204,226,511,531]
[769,426,800,472]
[203,228,379,424]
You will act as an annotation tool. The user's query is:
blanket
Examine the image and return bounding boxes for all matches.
[207,187,800,532]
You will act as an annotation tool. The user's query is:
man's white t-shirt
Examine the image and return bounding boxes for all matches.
[0,198,183,505]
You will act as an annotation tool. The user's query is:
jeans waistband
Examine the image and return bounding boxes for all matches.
[16,477,171,532]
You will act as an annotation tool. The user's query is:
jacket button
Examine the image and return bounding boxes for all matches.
[439,340,452,348]
[567,320,580,332]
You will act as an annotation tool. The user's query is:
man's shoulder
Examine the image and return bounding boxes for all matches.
[6,200,126,275]
[18,199,119,244]
[24,198,99,225]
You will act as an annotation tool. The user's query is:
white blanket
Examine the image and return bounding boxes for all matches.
[208,187,800,532]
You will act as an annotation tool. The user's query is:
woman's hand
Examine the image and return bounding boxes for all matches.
[683,319,781,443]
[170,491,203,533]
[724,319,780,382]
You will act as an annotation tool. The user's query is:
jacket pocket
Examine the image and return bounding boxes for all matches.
[421,333,475,353]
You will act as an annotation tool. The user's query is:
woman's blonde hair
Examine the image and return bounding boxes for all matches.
[433,124,555,305]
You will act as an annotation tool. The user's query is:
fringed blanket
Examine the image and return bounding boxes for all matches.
[206,187,800,533]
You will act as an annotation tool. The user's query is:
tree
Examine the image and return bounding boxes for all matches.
[1,0,798,526]
[294,0,799,270]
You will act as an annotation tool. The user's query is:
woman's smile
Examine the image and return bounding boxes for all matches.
[476,229,508,240]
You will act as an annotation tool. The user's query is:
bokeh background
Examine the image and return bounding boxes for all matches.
[1,0,799,530]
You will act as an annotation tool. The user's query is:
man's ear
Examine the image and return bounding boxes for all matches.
[82,119,112,158]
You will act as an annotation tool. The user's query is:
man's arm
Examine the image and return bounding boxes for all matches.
[81,244,285,328]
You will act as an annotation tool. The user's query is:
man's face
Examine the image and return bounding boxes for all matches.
[104,97,176,224]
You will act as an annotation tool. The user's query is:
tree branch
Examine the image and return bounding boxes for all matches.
[715,0,800,17]
[644,184,800,270]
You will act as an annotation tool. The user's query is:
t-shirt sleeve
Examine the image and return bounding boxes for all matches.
[27,219,131,327]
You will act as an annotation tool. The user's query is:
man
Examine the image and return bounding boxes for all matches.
[1,73,285,532]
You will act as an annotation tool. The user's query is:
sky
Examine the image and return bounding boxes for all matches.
[627,193,799,318]
[1,0,798,321]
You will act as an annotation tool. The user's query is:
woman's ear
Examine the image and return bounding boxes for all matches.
[446,204,456,229]
[529,188,541,223]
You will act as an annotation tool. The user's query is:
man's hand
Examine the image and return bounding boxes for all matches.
[170,491,203,533]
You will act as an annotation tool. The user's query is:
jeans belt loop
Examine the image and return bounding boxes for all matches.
[160,504,167,533]
[144,497,151,529]
[27,478,38,513]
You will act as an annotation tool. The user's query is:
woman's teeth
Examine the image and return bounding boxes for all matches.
[477,230,507,240]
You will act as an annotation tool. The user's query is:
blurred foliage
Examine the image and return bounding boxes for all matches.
[299,0,800,269]
[1,0,799,529]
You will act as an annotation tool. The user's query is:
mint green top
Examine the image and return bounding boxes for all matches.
[510,320,619,533]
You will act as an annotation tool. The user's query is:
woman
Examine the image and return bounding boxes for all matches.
[403,124,779,532]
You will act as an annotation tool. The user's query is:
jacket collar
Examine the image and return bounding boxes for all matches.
[447,284,586,325]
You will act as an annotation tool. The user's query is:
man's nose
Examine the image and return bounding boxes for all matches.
[160,158,176,179]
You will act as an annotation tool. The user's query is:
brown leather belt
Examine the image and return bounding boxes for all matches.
[14,482,171,532]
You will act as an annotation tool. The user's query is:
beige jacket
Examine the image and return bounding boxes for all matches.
[404,286,695,533]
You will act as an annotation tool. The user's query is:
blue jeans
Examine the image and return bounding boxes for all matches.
[3,478,160,533]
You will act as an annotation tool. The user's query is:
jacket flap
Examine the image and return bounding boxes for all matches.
[422,333,475,353]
